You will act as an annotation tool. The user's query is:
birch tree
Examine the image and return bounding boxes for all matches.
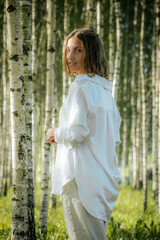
[108,0,114,80]
[152,0,158,200]
[20,0,36,238]
[0,4,7,196]
[112,0,122,103]
[86,0,96,29]
[121,10,129,186]
[155,0,160,215]
[6,0,29,239]
[62,0,70,102]
[131,0,139,189]
[96,0,104,41]
[140,0,147,211]
[32,0,38,200]
[39,0,56,234]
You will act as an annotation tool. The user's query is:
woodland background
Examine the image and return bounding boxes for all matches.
[0,0,160,239]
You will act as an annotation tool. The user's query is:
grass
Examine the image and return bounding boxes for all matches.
[0,181,160,239]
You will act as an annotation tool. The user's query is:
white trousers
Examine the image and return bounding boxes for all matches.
[62,179,108,240]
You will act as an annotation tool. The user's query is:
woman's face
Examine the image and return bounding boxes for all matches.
[66,36,86,75]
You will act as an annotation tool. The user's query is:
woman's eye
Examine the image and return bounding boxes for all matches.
[66,49,70,53]
[76,49,81,52]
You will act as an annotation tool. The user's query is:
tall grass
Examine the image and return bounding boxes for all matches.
[0,181,160,239]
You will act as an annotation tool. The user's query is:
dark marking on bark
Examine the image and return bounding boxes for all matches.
[22,26,27,29]
[26,135,31,141]
[15,215,25,221]
[27,123,32,128]
[19,75,24,86]
[29,110,32,115]
[21,94,25,105]
[10,54,19,62]
[28,75,32,81]
[23,45,30,55]
[12,197,20,202]
[14,38,18,41]
[10,88,21,92]
[48,46,55,53]
[24,63,29,66]
[12,111,19,117]
[7,5,16,12]
[28,12,31,17]
[18,135,26,160]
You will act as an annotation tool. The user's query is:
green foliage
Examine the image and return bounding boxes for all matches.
[0,182,160,239]
[107,217,160,240]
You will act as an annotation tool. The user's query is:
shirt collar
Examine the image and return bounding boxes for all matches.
[74,74,112,92]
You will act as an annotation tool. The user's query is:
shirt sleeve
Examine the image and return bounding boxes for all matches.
[54,87,90,149]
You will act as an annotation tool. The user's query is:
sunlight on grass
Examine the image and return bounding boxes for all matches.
[111,181,159,229]
[0,181,160,239]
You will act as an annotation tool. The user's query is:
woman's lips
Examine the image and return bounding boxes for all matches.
[68,62,76,66]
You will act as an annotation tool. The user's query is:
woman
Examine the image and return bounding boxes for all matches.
[46,28,121,240]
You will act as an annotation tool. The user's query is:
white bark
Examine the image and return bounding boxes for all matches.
[39,0,56,233]
[0,4,7,196]
[32,0,38,200]
[96,0,104,41]
[152,2,158,199]
[140,0,147,211]
[131,0,138,189]
[20,0,36,238]
[112,0,122,103]
[155,0,160,215]
[86,0,96,29]
[6,0,29,239]
[62,0,70,102]
[108,0,114,80]
[121,26,128,186]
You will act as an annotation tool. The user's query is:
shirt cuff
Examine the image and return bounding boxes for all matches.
[54,127,78,149]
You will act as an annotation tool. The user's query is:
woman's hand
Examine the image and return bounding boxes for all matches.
[46,127,57,144]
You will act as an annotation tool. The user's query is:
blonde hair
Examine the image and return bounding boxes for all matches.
[64,28,108,78]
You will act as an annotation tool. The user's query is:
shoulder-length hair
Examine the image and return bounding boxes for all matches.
[64,28,108,78]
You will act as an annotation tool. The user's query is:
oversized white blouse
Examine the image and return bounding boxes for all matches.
[52,74,121,222]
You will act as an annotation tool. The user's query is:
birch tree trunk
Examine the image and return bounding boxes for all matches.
[152,0,158,199]
[3,79,10,197]
[49,1,57,209]
[140,0,147,211]
[0,100,2,195]
[86,0,96,29]
[39,0,55,234]
[135,73,142,190]
[32,0,38,200]
[49,85,58,208]
[96,0,104,41]
[108,0,114,80]
[20,0,36,238]
[121,19,129,186]
[6,0,29,239]
[131,0,139,189]
[0,5,7,196]
[112,0,122,103]
[155,0,160,215]
[62,0,69,102]
[49,98,58,208]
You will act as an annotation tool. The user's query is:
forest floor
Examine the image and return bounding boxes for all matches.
[0,180,160,240]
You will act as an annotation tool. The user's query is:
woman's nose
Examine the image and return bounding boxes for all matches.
[67,51,74,60]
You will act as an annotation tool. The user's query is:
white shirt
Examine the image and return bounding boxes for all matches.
[52,74,121,221]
